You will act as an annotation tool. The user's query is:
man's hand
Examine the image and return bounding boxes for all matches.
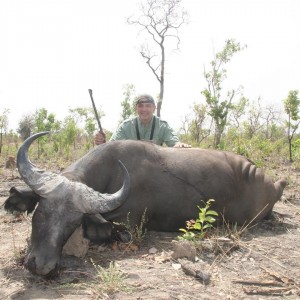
[173,142,192,148]
[94,131,106,145]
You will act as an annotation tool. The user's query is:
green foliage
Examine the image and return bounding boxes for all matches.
[59,117,81,158]
[69,107,104,132]
[284,90,300,120]
[220,126,288,167]
[291,138,300,161]
[178,199,218,241]
[33,108,58,157]
[35,108,56,132]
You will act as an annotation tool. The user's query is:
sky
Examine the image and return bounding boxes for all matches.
[1,0,299,133]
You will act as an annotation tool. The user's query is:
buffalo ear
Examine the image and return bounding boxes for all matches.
[9,186,19,193]
[4,186,39,214]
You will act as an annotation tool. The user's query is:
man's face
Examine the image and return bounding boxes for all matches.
[136,102,156,124]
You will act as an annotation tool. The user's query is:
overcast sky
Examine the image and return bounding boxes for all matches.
[1,0,299,132]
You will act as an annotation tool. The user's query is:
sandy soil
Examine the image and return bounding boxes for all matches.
[0,165,300,299]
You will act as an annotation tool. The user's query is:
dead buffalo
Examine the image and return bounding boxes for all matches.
[4,131,286,277]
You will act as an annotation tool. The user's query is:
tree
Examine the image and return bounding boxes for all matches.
[69,106,104,148]
[61,116,79,157]
[69,107,104,130]
[261,104,281,140]
[189,103,212,144]
[35,108,55,132]
[34,108,57,157]
[201,39,245,148]
[283,90,300,162]
[127,0,188,117]
[85,118,97,148]
[17,113,35,141]
[0,108,9,155]
[230,96,248,130]
[120,84,136,123]
[242,98,264,139]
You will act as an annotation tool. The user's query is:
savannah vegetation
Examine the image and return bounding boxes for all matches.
[0,69,299,172]
[1,87,300,169]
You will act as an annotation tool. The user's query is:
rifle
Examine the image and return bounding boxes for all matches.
[88,89,106,142]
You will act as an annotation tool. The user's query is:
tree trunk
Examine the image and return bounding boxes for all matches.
[214,125,222,149]
[156,45,165,117]
[288,137,293,162]
[156,79,164,117]
[0,132,2,155]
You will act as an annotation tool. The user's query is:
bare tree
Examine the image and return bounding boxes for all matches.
[245,98,265,138]
[261,105,281,139]
[127,0,188,117]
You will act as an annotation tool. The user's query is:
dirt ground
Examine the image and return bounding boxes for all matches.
[0,164,300,300]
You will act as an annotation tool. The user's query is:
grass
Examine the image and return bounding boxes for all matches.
[90,259,128,295]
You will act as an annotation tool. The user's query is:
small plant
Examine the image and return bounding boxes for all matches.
[91,260,127,294]
[56,260,130,297]
[178,199,218,241]
[114,208,148,246]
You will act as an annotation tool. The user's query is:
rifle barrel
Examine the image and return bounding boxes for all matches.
[88,89,103,132]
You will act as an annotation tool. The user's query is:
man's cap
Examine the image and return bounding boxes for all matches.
[135,94,155,105]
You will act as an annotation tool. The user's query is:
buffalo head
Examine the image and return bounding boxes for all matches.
[13,132,130,277]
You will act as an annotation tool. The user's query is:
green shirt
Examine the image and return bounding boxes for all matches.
[110,116,179,147]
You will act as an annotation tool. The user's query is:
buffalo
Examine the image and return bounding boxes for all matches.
[4,131,286,277]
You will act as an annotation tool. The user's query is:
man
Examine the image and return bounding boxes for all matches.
[95,94,191,148]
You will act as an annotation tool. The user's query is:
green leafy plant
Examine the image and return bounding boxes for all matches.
[178,199,218,241]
